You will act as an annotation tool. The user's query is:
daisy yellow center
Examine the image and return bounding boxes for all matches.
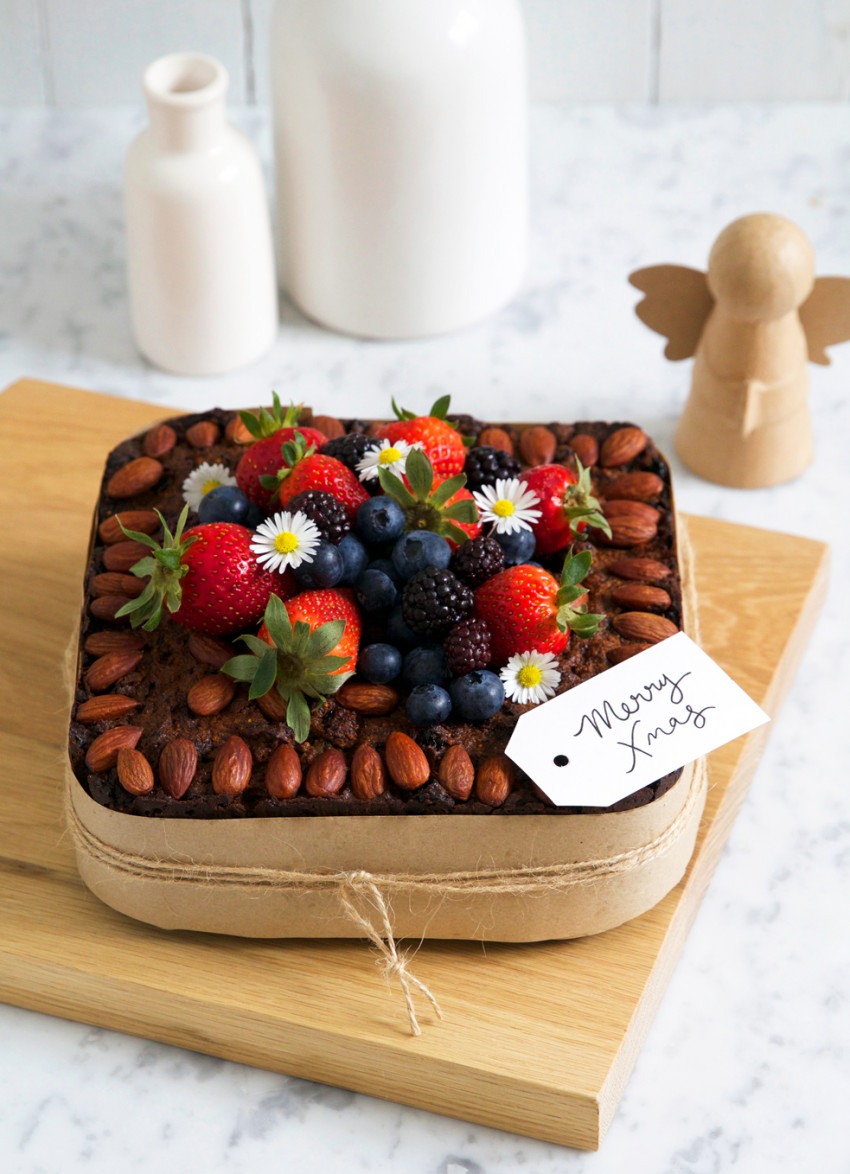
[202,479,221,496]
[493,499,515,517]
[517,665,542,688]
[274,531,299,554]
[379,447,402,465]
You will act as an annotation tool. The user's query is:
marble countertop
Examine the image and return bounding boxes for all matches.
[2,104,849,1173]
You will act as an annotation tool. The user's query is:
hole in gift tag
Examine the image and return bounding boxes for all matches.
[553,755,570,767]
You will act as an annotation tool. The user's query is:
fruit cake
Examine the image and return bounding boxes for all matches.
[68,396,685,820]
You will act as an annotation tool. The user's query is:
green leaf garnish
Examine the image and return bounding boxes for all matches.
[377,448,479,546]
[114,506,200,631]
[554,546,604,639]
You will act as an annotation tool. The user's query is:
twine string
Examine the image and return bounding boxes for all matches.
[338,871,442,1036]
[65,760,705,1036]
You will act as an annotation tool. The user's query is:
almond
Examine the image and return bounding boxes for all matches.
[106,457,164,498]
[186,420,220,448]
[475,754,514,807]
[91,572,146,599]
[188,631,234,669]
[336,681,399,716]
[84,630,145,656]
[305,747,347,797]
[603,499,660,523]
[350,744,387,800]
[519,425,556,467]
[310,414,346,440]
[85,725,143,772]
[385,731,430,791]
[187,674,236,715]
[158,738,198,799]
[85,649,143,692]
[478,427,514,456]
[608,557,671,582]
[75,695,140,724]
[116,747,154,796]
[103,539,150,573]
[265,744,302,799]
[607,643,652,665]
[605,471,664,501]
[568,433,599,467]
[595,515,658,548]
[599,426,648,468]
[256,688,288,722]
[438,743,474,801]
[613,612,679,644]
[611,582,672,610]
[212,736,252,796]
[142,423,177,459]
[89,594,133,622]
[98,509,160,545]
[225,414,256,444]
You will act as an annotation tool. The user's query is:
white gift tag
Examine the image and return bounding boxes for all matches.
[504,632,769,807]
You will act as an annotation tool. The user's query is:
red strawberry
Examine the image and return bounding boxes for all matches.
[473,550,601,664]
[236,429,327,509]
[520,462,610,555]
[115,510,294,636]
[272,436,369,520]
[260,588,361,676]
[378,447,481,548]
[235,590,362,742]
[376,395,466,479]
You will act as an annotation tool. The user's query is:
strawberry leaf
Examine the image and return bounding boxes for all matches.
[377,466,417,508]
[248,647,278,699]
[391,397,417,422]
[429,474,466,507]
[222,654,262,682]
[306,619,347,658]
[442,499,479,523]
[286,693,311,743]
[429,394,451,420]
[405,448,434,499]
[560,548,593,587]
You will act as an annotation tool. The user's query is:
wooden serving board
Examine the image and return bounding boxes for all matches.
[0,379,829,1151]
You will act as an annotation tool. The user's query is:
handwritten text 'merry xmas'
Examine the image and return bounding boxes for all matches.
[573,671,716,773]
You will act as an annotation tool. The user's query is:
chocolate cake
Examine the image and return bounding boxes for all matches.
[68,402,685,821]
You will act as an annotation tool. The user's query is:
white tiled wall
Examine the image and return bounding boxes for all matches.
[2,0,849,106]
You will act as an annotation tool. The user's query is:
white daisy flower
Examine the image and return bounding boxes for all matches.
[182,462,238,510]
[472,478,541,534]
[500,650,561,706]
[250,510,321,573]
[356,438,422,482]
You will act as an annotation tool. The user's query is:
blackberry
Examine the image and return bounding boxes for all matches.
[450,534,505,588]
[443,617,492,676]
[286,489,350,545]
[321,433,379,476]
[463,445,521,491]
[401,566,473,639]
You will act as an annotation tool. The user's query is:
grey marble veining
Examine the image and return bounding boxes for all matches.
[1,104,849,1173]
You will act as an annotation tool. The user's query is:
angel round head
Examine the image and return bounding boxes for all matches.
[707,213,815,322]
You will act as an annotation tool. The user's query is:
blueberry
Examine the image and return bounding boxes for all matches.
[336,533,369,584]
[292,540,344,589]
[366,557,401,585]
[355,497,406,546]
[197,485,253,526]
[449,670,505,722]
[403,645,449,687]
[243,501,267,529]
[355,567,399,614]
[391,531,451,581]
[493,526,536,566]
[406,684,452,727]
[358,643,402,684]
[386,606,418,651]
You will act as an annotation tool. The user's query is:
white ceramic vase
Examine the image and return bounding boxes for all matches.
[269,0,528,340]
[124,53,278,376]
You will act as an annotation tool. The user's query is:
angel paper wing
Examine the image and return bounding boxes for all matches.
[798,276,850,366]
[629,265,714,361]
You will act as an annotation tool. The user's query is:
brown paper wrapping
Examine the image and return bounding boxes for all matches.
[66,431,705,943]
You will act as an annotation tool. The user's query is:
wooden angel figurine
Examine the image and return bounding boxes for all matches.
[630,212,850,488]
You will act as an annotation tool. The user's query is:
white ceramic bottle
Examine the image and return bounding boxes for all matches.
[124,53,278,376]
[269,0,528,339]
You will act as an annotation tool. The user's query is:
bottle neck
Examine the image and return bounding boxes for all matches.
[142,53,229,152]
